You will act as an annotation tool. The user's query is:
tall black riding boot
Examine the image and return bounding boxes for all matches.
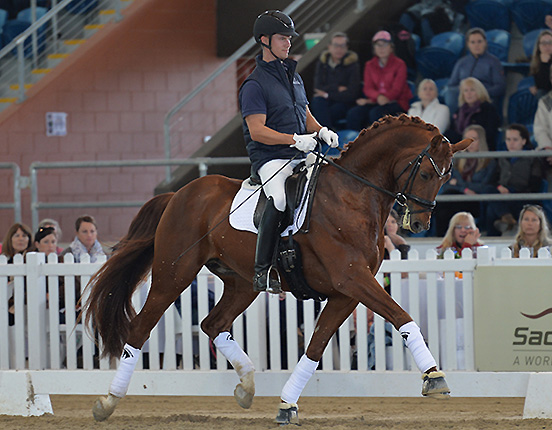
[253,197,284,293]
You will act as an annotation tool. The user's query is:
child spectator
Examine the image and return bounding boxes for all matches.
[310,32,361,130]
[346,31,411,130]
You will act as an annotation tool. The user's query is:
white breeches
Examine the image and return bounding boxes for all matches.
[258,159,302,212]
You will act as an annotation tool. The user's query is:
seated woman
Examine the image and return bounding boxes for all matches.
[346,30,411,130]
[509,205,552,258]
[529,29,552,99]
[447,77,501,150]
[445,28,506,113]
[486,124,543,236]
[433,125,498,236]
[2,223,33,262]
[407,79,450,132]
[436,212,482,258]
[33,226,59,256]
[61,215,105,263]
[383,209,410,260]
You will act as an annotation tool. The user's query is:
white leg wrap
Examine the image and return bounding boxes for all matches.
[281,354,319,405]
[213,332,254,378]
[400,321,437,373]
[109,344,140,398]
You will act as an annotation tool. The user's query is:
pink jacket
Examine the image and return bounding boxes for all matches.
[362,54,412,111]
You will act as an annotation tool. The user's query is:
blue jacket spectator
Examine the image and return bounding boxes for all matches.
[445,28,506,113]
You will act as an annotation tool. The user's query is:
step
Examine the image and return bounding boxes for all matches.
[61,39,86,54]
[98,9,116,24]
[47,53,69,68]
[30,68,51,83]
[84,23,105,38]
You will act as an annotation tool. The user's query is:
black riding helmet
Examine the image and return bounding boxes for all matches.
[254,10,299,46]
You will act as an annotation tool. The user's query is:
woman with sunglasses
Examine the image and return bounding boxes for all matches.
[509,205,552,258]
[436,212,482,259]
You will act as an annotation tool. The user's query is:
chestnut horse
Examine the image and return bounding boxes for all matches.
[85,115,470,424]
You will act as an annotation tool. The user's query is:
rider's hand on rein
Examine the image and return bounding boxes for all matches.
[318,126,339,148]
[291,132,317,152]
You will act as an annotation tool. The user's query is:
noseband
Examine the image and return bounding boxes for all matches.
[320,139,451,225]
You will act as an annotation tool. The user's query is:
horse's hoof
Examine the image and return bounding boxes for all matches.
[92,393,121,421]
[275,402,300,426]
[234,371,255,409]
[421,370,450,399]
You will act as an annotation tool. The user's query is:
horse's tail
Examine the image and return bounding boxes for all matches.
[83,192,175,359]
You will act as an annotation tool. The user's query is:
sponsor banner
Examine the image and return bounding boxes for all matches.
[474,266,552,371]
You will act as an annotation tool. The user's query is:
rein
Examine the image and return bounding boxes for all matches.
[316,139,451,222]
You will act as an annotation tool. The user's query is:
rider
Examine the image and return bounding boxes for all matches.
[239,10,339,294]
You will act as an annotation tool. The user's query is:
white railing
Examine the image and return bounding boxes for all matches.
[1,247,551,396]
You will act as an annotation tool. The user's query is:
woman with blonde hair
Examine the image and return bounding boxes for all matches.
[509,205,552,258]
[436,212,482,258]
[529,29,552,99]
[407,79,450,132]
[448,77,501,150]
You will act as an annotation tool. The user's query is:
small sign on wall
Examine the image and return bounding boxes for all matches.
[46,112,67,136]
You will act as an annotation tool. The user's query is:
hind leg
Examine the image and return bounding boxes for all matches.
[94,264,200,421]
[201,273,259,409]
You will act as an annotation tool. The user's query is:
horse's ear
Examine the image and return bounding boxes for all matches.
[430,134,441,148]
[451,138,473,153]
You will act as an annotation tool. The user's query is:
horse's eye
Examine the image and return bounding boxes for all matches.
[420,171,430,181]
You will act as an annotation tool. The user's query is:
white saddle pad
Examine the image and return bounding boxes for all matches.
[229,168,314,236]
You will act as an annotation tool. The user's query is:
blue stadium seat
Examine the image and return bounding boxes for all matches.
[16,6,47,23]
[65,0,99,15]
[0,9,7,47]
[430,31,464,57]
[415,46,458,80]
[507,89,539,126]
[336,129,359,147]
[486,29,511,62]
[518,76,535,90]
[465,0,511,31]
[511,0,552,34]
[523,28,547,58]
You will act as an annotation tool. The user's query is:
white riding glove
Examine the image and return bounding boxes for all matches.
[291,132,317,153]
[318,126,339,148]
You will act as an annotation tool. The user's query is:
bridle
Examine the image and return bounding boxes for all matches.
[319,138,452,229]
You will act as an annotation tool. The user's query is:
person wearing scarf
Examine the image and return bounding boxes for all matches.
[61,215,105,263]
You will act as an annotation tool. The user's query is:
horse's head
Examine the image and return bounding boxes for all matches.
[395,130,472,233]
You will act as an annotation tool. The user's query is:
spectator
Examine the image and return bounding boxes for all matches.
[436,211,482,258]
[445,28,506,114]
[310,32,361,130]
[2,223,33,262]
[534,66,552,191]
[408,78,450,132]
[509,204,552,258]
[61,215,105,262]
[33,226,59,256]
[38,218,63,254]
[383,209,410,261]
[345,30,412,130]
[434,125,497,236]
[448,77,501,150]
[486,124,543,236]
[529,29,552,99]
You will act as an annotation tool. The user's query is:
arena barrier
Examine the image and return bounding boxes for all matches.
[0,248,551,416]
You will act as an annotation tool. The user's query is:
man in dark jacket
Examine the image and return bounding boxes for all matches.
[239,11,339,293]
[310,32,361,130]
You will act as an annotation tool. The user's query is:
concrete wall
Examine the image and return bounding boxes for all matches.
[0,0,237,242]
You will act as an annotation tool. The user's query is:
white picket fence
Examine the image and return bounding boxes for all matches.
[0,247,551,398]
